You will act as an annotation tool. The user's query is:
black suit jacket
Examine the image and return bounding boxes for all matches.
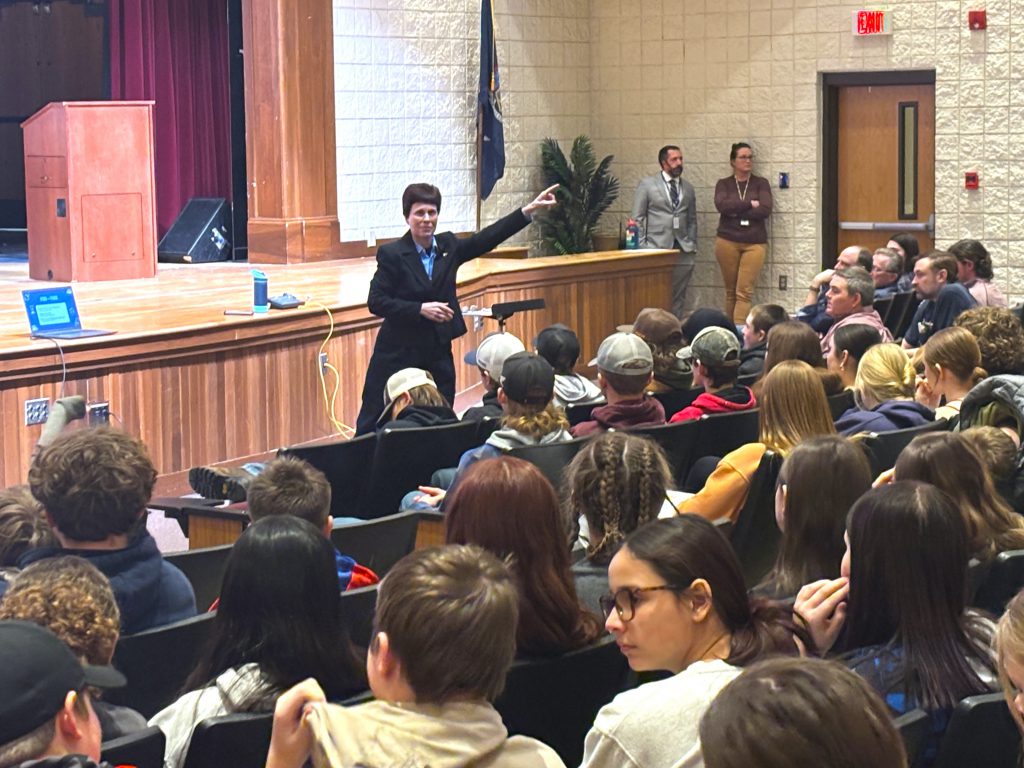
[367,208,530,351]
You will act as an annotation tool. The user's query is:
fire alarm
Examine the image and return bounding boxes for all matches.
[969,10,987,30]
[965,171,980,190]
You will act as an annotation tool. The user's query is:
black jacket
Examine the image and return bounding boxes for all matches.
[379,404,459,431]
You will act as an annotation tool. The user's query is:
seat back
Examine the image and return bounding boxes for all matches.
[971,549,1024,615]
[101,726,166,768]
[827,389,856,421]
[330,509,419,576]
[565,401,599,426]
[363,421,481,518]
[860,419,949,476]
[475,415,503,442]
[507,438,589,492]
[108,612,217,719]
[891,293,920,340]
[736,372,759,387]
[933,693,1021,768]
[182,712,273,768]
[694,409,761,463]
[651,387,703,419]
[630,420,702,483]
[893,708,930,768]
[494,635,632,767]
[874,295,895,323]
[278,432,377,518]
[339,584,379,648]
[728,451,783,587]
[165,544,233,613]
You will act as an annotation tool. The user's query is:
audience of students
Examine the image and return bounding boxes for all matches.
[825,323,883,390]
[739,303,787,377]
[681,308,741,346]
[620,308,693,392]
[834,343,933,436]
[461,331,526,422]
[375,367,458,430]
[754,320,844,398]
[914,325,986,423]
[669,327,755,422]
[961,425,1020,509]
[534,324,604,408]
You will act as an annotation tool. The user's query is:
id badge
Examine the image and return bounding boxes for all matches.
[672,216,680,230]
[739,219,750,227]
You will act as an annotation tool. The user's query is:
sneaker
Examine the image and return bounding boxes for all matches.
[187,463,264,502]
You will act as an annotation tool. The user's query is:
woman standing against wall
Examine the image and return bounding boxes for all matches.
[714,143,773,324]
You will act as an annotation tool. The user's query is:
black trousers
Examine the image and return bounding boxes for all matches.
[355,341,456,435]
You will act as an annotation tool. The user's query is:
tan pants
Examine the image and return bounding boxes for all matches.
[714,238,766,323]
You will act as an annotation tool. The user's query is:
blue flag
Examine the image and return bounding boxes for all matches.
[478,0,504,200]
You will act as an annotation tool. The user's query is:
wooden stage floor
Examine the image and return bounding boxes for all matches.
[0,249,676,487]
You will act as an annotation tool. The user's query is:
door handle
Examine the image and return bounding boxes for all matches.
[839,214,934,235]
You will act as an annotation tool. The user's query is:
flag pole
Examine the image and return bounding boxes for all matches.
[475,102,483,231]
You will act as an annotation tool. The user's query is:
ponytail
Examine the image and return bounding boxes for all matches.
[728,598,815,666]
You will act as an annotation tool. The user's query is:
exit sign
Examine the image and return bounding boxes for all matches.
[852,9,892,35]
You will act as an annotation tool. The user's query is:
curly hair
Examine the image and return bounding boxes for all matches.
[0,486,55,567]
[566,432,673,564]
[954,307,1024,376]
[28,427,156,542]
[0,556,120,664]
[502,402,569,439]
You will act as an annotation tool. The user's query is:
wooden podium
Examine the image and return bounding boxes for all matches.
[22,101,158,282]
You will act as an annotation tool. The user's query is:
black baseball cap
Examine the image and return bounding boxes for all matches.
[0,620,126,744]
[500,352,555,405]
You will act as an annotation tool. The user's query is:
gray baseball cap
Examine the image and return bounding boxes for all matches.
[589,332,654,375]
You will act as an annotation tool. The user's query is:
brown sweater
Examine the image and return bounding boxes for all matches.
[714,174,772,244]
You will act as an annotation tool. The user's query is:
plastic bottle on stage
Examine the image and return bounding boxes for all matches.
[252,269,269,313]
[625,219,640,249]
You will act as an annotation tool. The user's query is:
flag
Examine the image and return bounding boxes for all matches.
[478,0,504,200]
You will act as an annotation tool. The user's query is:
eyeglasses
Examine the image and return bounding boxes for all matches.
[599,585,684,622]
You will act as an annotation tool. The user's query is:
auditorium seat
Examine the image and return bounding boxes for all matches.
[338,584,379,649]
[887,292,919,340]
[475,415,503,442]
[494,634,632,766]
[694,409,760,463]
[827,389,855,421]
[507,437,589,491]
[278,432,377,519]
[165,544,233,613]
[893,709,929,768]
[565,401,598,426]
[728,451,782,587]
[182,712,273,768]
[107,612,217,719]
[651,387,703,419]
[736,372,759,387]
[933,693,1020,768]
[330,509,419,577]
[874,295,895,324]
[971,549,1024,615]
[860,419,949,476]
[630,419,701,485]
[101,726,165,768]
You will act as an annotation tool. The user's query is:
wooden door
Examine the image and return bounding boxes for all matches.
[837,84,935,254]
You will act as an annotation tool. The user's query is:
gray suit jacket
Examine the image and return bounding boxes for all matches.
[631,172,697,252]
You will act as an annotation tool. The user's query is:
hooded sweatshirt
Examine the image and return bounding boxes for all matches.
[571,398,666,438]
[306,698,565,768]
[379,404,459,431]
[553,373,604,408]
[461,389,503,422]
[834,399,935,436]
[19,531,196,635]
[669,386,756,423]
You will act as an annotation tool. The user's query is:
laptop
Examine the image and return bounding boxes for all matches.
[22,286,115,340]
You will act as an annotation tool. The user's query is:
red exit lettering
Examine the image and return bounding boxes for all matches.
[857,11,884,34]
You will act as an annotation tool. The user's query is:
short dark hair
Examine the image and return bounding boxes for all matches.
[923,251,959,283]
[729,142,752,161]
[247,457,331,528]
[0,486,53,567]
[28,427,155,542]
[855,248,873,271]
[658,145,680,165]
[832,323,882,364]
[374,545,518,703]
[402,183,442,218]
[747,304,787,337]
[950,238,994,280]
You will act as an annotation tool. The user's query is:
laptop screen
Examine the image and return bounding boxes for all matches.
[22,287,82,335]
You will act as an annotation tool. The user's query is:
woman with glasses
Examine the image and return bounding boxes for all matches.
[580,516,809,768]
[714,142,773,324]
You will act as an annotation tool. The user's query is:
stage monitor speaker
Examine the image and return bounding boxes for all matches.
[158,198,232,263]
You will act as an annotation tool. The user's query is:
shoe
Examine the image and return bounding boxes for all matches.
[188,463,264,502]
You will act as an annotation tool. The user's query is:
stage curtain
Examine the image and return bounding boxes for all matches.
[109,0,231,235]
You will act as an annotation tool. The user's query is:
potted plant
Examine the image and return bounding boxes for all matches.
[537,136,619,255]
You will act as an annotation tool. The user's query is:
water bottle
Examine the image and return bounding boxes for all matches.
[625,219,640,249]
[252,269,268,313]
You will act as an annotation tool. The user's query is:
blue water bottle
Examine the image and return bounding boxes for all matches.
[252,269,268,313]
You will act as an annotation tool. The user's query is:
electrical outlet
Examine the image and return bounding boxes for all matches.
[24,398,49,426]
[87,401,110,425]
[318,352,328,374]
[778,274,788,291]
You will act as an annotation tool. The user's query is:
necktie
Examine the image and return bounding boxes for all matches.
[670,179,680,209]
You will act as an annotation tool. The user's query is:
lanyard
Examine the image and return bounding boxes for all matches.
[735,177,750,201]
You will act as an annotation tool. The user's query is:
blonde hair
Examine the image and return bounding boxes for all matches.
[855,343,916,406]
[759,361,837,456]
[502,402,569,439]
[996,590,1024,734]
[923,326,987,386]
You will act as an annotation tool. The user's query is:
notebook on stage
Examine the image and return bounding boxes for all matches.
[22,286,115,340]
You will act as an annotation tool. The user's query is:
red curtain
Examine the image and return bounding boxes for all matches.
[109,0,232,235]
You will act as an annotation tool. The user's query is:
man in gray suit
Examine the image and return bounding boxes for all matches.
[632,145,698,318]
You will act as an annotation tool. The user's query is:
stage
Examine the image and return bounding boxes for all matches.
[0,248,675,487]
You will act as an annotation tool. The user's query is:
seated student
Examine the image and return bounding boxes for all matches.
[699,657,908,768]
[796,482,997,764]
[0,621,126,768]
[913,326,986,423]
[955,306,1024,376]
[753,320,844,399]
[675,360,837,524]
[903,251,977,349]
[246,457,378,592]
[0,556,147,740]
[565,432,675,614]
[739,303,787,377]
[149,516,366,768]
[579,517,809,768]
[825,323,883,390]
[669,327,755,422]
[264,545,566,768]
[445,456,602,658]
[753,436,871,601]
[461,332,526,422]
[375,368,458,430]
[0,485,55,597]
[570,332,665,437]
[22,427,196,634]
[996,590,1024,734]
[619,308,692,392]
[534,324,604,408]
[834,343,933,436]
[950,238,1008,308]
[961,426,1019,510]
